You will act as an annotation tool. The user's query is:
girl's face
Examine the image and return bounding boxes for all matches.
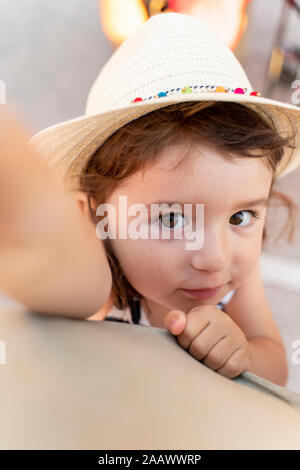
[105,140,273,327]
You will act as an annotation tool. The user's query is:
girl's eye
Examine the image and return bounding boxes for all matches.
[229,210,260,227]
[152,209,260,232]
[154,212,185,230]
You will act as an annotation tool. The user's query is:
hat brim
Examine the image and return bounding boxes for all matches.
[29,92,300,190]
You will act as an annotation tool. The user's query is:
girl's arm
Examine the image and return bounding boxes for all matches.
[224,263,288,385]
[0,106,112,319]
[247,337,288,386]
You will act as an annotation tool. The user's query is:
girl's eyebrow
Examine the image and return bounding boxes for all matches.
[232,198,268,209]
[145,198,268,210]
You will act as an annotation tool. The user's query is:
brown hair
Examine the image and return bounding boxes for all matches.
[73,101,298,310]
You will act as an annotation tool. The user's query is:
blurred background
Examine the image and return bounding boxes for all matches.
[0,0,300,391]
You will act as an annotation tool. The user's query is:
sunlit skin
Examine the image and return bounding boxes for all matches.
[98,139,273,378]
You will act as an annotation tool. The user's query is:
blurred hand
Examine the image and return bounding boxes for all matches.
[0,105,112,316]
[0,105,77,246]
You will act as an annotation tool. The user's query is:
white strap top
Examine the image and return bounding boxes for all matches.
[105,289,236,327]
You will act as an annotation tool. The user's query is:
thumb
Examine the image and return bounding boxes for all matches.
[164,310,186,335]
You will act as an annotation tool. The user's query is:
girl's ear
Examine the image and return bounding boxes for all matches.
[73,191,93,220]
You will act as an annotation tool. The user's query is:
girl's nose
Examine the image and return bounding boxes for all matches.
[189,226,230,272]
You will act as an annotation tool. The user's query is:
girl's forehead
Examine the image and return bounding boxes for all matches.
[125,145,271,190]
[108,149,272,209]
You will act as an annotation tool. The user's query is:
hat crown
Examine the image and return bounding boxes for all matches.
[85,12,253,116]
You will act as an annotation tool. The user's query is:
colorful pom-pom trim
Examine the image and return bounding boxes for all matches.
[131,85,261,104]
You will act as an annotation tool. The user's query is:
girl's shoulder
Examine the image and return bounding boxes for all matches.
[87,290,114,321]
[104,305,134,324]
[104,301,150,326]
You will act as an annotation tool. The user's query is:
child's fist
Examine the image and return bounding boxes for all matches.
[164,305,252,379]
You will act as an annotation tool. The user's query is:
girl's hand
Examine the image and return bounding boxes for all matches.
[164,305,252,379]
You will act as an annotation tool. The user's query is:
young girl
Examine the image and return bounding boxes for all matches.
[2,13,300,387]
[75,100,296,389]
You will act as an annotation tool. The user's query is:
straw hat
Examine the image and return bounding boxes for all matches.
[29,12,300,190]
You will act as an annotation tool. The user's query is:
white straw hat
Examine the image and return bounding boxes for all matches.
[29,12,300,189]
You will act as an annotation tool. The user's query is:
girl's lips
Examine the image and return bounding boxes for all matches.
[181,285,223,299]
